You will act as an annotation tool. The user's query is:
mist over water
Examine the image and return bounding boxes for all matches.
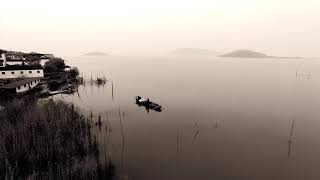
[51,56,320,180]
[2,0,320,57]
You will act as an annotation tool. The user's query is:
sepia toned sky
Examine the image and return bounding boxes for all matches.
[0,0,319,57]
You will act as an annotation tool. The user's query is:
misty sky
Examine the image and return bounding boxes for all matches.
[0,0,319,57]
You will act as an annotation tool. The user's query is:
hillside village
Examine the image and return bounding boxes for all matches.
[0,49,78,96]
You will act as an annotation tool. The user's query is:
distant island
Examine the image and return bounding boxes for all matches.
[172,48,221,56]
[219,49,305,59]
[84,51,109,56]
[219,50,271,58]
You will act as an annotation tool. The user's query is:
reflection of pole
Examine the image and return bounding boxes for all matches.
[288,140,292,159]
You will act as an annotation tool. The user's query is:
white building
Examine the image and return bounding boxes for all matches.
[0,77,42,94]
[0,68,44,79]
[0,53,7,67]
[0,53,44,79]
[0,51,48,94]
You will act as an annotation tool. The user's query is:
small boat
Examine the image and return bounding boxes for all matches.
[38,82,77,98]
[39,89,71,98]
[135,96,162,112]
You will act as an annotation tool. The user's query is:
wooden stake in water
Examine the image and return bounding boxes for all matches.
[288,116,295,158]
[119,108,125,168]
[112,81,114,101]
[176,129,179,156]
[176,129,183,161]
[105,112,111,164]
[98,114,102,130]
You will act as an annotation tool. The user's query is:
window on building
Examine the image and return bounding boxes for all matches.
[29,71,32,74]
[20,71,24,74]
[24,84,26,88]
[37,71,40,73]
[11,72,15,74]
[1,72,5,75]
[17,86,21,90]
[31,82,33,85]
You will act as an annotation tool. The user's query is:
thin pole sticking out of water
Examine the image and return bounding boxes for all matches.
[215,120,219,129]
[106,112,110,131]
[105,112,111,164]
[289,117,295,141]
[119,108,125,168]
[90,110,93,122]
[76,85,81,99]
[176,129,183,161]
[90,73,93,96]
[288,116,295,158]
[98,114,102,130]
[111,81,114,101]
[193,121,200,141]
[176,129,179,156]
[104,122,107,167]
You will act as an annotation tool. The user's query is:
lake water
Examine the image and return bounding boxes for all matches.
[56,56,320,180]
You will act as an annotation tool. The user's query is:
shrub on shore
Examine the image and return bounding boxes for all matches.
[69,67,80,80]
[44,58,66,73]
[0,98,114,180]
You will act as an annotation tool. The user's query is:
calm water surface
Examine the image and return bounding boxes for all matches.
[57,56,320,180]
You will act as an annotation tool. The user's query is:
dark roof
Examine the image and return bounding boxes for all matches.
[6,59,44,62]
[0,64,43,71]
[0,77,42,89]
[0,49,7,53]
[5,52,53,61]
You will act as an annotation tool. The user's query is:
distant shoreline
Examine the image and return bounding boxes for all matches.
[83,52,109,56]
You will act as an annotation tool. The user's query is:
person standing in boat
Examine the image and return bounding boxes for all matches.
[146,97,150,104]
